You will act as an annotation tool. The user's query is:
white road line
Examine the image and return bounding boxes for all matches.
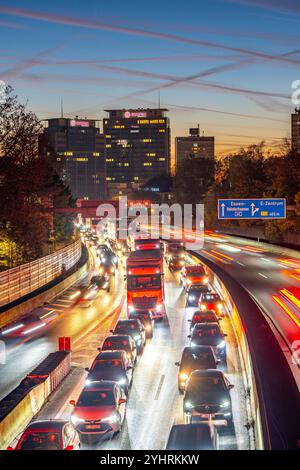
[236,261,245,266]
[258,272,268,279]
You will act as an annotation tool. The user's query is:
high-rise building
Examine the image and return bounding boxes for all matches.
[41,117,105,200]
[103,108,170,198]
[175,127,215,171]
[291,108,300,154]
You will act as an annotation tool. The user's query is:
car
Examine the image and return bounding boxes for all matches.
[112,319,146,353]
[96,244,112,257]
[186,284,210,307]
[183,369,234,425]
[101,335,137,367]
[128,310,154,338]
[70,381,127,437]
[175,346,218,393]
[199,292,224,316]
[165,423,218,450]
[90,274,110,292]
[188,323,227,361]
[180,265,208,290]
[188,310,219,331]
[0,314,49,339]
[85,350,133,395]
[76,283,98,307]
[9,420,80,450]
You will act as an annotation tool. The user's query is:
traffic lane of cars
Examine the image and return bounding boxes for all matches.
[0,266,124,401]
[94,267,250,450]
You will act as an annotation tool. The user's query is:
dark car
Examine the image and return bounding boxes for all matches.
[199,292,224,317]
[10,420,80,450]
[101,335,137,367]
[165,423,218,450]
[112,319,146,353]
[70,381,127,437]
[188,310,218,331]
[186,284,210,307]
[188,323,227,361]
[183,370,234,425]
[85,350,133,395]
[175,346,219,393]
[90,275,110,292]
[96,244,111,257]
[128,310,154,338]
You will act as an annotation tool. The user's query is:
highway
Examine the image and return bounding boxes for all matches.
[32,262,251,450]
[0,247,124,401]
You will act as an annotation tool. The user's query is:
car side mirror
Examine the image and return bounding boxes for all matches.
[69,400,76,406]
[187,335,191,339]
[97,347,102,352]
[223,333,228,337]
[110,329,114,333]
[175,362,180,366]
[119,398,127,405]
[127,366,133,370]
[216,359,221,364]
[123,275,127,280]
[228,384,234,390]
[85,367,90,372]
[65,445,74,451]
[187,319,191,322]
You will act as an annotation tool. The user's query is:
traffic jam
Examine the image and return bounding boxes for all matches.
[5,229,236,451]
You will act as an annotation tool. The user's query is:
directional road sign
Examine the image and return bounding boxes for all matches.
[218,198,286,220]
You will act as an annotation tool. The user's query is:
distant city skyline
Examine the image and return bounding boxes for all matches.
[0,0,299,157]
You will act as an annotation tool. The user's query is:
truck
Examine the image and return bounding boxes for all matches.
[126,249,165,319]
[164,240,185,270]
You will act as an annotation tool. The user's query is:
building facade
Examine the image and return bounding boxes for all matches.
[291,108,300,154]
[41,117,105,200]
[103,108,170,198]
[175,127,214,171]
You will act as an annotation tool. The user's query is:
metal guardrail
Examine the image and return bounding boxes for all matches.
[0,239,82,308]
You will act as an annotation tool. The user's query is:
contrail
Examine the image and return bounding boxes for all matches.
[1,6,300,66]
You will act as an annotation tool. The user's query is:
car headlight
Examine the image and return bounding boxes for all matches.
[128,305,135,313]
[190,342,196,347]
[217,303,223,310]
[85,379,92,386]
[101,413,119,423]
[145,324,152,331]
[188,296,195,301]
[180,373,188,381]
[200,304,207,311]
[118,378,127,386]
[113,257,117,263]
[186,279,192,285]
[217,340,226,349]
[220,401,230,408]
[184,401,194,410]
[203,277,209,284]
[71,415,85,425]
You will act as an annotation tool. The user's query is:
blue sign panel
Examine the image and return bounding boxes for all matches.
[218,198,286,220]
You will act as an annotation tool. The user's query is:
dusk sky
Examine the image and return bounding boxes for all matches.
[0,0,299,157]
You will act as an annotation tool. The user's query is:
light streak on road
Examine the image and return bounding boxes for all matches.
[273,296,300,330]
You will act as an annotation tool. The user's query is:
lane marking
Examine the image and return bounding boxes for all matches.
[236,261,245,267]
[154,374,165,400]
[258,272,268,279]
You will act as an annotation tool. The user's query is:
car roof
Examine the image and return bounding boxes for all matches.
[193,310,217,317]
[83,380,117,391]
[104,334,132,341]
[190,369,223,378]
[182,345,213,354]
[95,350,124,360]
[26,420,67,431]
[116,319,140,325]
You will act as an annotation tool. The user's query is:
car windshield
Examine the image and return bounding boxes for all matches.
[189,376,226,392]
[19,432,61,450]
[181,353,215,370]
[78,390,115,406]
[127,275,161,291]
[91,359,123,371]
[193,326,220,337]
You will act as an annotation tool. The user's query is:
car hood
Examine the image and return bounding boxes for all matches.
[73,405,116,420]
[185,389,230,406]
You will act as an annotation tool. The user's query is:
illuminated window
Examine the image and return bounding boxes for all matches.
[143,162,152,166]
[159,129,165,133]
[134,176,139,181]
[64,151,73,156]
[146,153,156,157]
[93,152,100,156]
[142,139,152,143]
[159,158,166,161]
[76,158,88,162]
[106,144,112,148]
[105,135,111,138]
[106,158,114,162]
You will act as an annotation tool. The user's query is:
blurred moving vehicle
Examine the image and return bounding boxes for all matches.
[165,423,218,450]
[0,314,49,339]
[9,420,80,450]
[186,284,210,307]
[70,381,127,437]
[101,335,137,367]
[85,350,133,395]
[199,292,224,316]
[76,283,98,307]
[188,310,219,331]
[180,265,208,291]
[183,370,234,425]
[165,240,185,271]
[175,346,218,393]
[90,274,110,292]
[128,310,154,338]
[188,322,227,361]
[112,319,146,354]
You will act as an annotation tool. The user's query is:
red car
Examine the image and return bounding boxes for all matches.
[188,310,219,331]
[9,420,80,450]
[70,381,127,437]
[180,265,208,290]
